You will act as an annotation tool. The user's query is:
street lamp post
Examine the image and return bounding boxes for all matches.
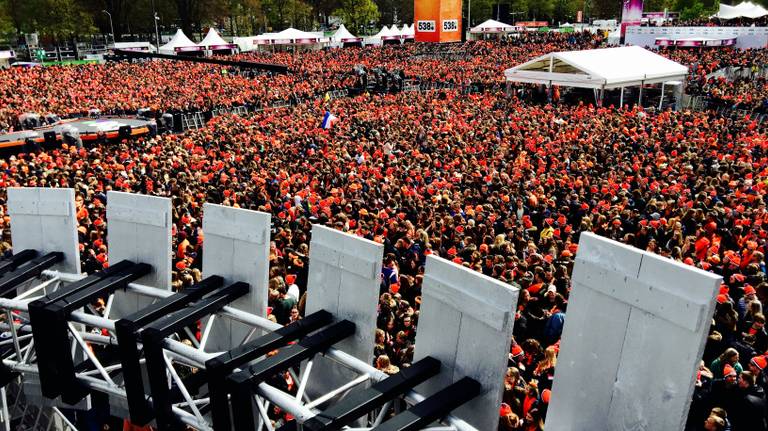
[468,0,471,30]
[101,10,114,46]
[154,13,161,50]
[152,0,161,50]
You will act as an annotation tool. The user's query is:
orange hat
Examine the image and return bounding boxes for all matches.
[510,344,524,358]
[745,285,757,296]
[285,274,297,285]
[541,389,551,404]
[175,261,187,271]
[752,355,768,371]
[500,403,512,417]
[716,294,729,304]
[389,283,400,294]
[723,364,737,378]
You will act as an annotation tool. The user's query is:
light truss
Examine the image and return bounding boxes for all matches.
[0,269,479,431]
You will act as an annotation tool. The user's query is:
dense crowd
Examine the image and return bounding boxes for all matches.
[660,47,768,111]
[4,34,768,132]
[2,34,768,430]
[0,32,604,131]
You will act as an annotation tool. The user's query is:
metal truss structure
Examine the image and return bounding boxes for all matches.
[0,263,484,431]
[0,188,521,431]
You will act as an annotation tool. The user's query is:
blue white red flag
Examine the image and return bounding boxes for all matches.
[321,111,338,129]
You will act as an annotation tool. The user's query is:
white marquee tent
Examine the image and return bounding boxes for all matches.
[401,24,415,40]
[331,24,363,46]
[470,19,517,34]
[504,46,688,106]
[366,25,402,45]
[234,28,328,50]
[469,19,518,40]
[713,1,768,19]
[158,29,200,55]
[198,28,237,51]
[504,46,687,89]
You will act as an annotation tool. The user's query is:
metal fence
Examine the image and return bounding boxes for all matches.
[680,94,768,122]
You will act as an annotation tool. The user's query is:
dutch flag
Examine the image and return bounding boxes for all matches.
[321,111,338,129]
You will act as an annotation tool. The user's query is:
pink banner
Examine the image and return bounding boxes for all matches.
[621,0,644,37]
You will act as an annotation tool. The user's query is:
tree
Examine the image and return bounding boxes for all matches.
[0,0,17,37]
[173,0,226,36]
[287,0,314,28]
[375,0,411,25]
[222,0,263,36]
[333,0,379,34]
[552,0,577,22]
[466,0,495,26]
[679,1,706,19]
[25,0,96,39]
[590,0,621,18]
[306,0,340,26]
[528,0,554,20]
[510,0,530,21]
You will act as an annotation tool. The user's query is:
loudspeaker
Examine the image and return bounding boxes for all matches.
[118,125,132,139]
[24,138,40,154]
[43,131,57,149]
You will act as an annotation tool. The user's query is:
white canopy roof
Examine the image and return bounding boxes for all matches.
[158,29,198,54]
[266,27,326,44]
[332,24,362,42]
[504,46,688,89]
[198,28,234,48]
[373,25,400,40]
[402,24,415,38]
[714,1,768,19]
[471,19,517,33]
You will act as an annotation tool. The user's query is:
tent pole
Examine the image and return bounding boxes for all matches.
[620,87,624,108]
[638,81,644,106]
[659,82,665,110]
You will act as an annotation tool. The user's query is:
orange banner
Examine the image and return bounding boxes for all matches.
[415,0,462,43]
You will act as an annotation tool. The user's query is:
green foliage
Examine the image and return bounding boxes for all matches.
[225,0,264,36]
[375,0,411,25]
[466,0,494,26]
[262,0,314,30]
[333,0,379,34]
[679,1,706,19]
[0,0,14,38]
[15,0,97,38]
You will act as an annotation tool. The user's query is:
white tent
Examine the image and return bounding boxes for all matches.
[158,29,200,55]
[366,25,402,45]
[198,28,237,51]
[504,46,687,89]
[332,24,363,44]
[714,1,768,19]
[470,19,517,34]
[268,28,327,45]
[402,24,415,39]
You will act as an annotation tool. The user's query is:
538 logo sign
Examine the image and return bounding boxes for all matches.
[442,19,459,31]
[417,20,436,32]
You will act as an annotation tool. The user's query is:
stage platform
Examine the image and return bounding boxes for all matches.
[0,117,154,151]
